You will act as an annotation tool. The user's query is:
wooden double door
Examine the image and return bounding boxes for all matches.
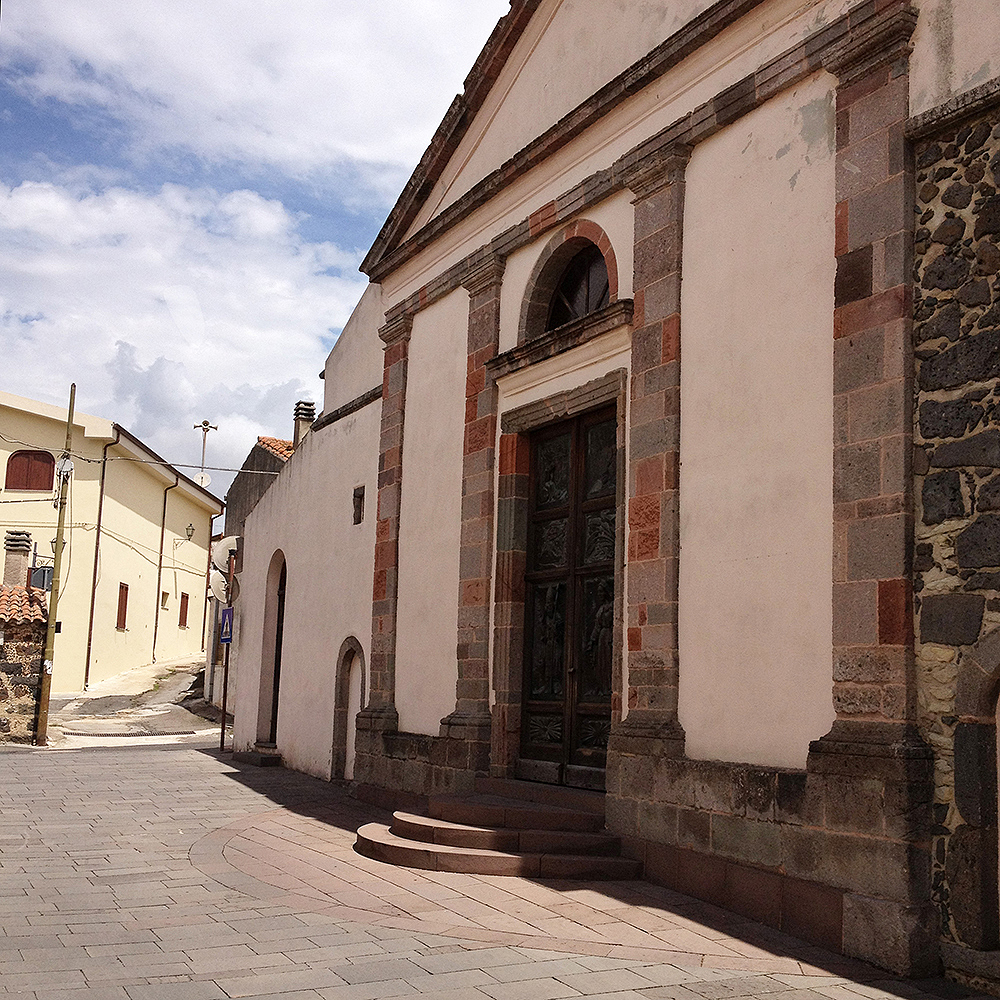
[520,407,617,787]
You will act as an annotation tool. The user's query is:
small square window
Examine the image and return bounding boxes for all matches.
[353,485,365,525]
[161,591,169,609]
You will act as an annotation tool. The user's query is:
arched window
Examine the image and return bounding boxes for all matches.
[546,244,610,331]
[5,451,55,491]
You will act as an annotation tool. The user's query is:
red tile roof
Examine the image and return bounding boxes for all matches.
[257,437,294,461]
[0,585,47,624]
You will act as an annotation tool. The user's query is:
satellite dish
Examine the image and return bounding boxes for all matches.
[195,471,212,488]
[210,569,228,603]
[212,536,239,572]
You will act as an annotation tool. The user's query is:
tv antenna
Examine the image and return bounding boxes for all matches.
[194,419,218,488]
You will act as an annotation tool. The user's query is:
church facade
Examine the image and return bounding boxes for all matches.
[232,0,1000,981]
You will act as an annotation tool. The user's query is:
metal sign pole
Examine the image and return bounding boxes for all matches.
[219,552,235,751]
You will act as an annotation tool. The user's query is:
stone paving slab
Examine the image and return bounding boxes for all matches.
[0,742,992,1000]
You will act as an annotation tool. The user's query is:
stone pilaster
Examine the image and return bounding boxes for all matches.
[823,0,920,730]
[361,311,413,735]
[440,253,506,767]
[810,3,938,976]
[490,430,531,776]
[614,144,690,754]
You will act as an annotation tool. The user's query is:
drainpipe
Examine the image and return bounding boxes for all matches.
[200,527,212,652]
[151,475,179,663]
[83,427,120,689]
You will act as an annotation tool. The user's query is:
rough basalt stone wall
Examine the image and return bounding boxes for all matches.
[913,108,1000,953]
[0,621,43,743]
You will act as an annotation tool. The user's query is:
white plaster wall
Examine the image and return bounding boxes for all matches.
[394,291,468,735]
[323,283,386,413]
[498,193,636,353]
[911,0,1000,116]
[390,0,856,306]
[677,72,836,769]
[232,403,379,779]
[430,0,717,213]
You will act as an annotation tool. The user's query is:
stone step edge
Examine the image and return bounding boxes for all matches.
[475,776,606,814]
[427,796,605,832]
[392,811,621,854]
[354,823,641,879]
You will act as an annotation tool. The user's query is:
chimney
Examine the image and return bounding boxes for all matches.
[293,400,316,448]
[3,531,31,589]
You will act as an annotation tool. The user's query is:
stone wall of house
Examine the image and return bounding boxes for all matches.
[913,105,1000,955]
[0,621,43,743]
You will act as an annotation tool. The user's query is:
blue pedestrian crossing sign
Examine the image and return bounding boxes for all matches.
[220,607,234,644]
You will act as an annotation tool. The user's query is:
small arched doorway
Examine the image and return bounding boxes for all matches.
[332,636,366,780]
[257,551,287,745]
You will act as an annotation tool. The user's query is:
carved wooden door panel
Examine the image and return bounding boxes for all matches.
[521,408,616,784]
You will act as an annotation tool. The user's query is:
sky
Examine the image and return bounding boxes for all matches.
[0,1,511,500]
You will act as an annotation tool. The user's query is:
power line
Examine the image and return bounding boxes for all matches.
[1,431,281,476]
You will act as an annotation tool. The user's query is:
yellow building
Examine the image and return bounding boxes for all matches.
[0,391,223,692]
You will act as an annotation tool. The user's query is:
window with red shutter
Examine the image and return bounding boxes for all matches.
[179,593,189,629]
[5,451,55,491]
[116,583,129,630]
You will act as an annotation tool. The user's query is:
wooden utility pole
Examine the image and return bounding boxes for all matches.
[35,383,75,746]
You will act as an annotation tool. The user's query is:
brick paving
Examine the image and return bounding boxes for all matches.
[0,740,989,999]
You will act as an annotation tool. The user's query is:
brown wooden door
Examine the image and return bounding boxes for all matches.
[521,408,616,783]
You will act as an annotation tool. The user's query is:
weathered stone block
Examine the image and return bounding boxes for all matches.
[920,593,985,646]
[957,514,1000,568]
[725,864,782,928]
[882,778,934,841]
[922,470,965,524]
[919,399,979,441]
[946,824,999,951]
[919,328,1000,392]
[835,440,881,502]
[923,251,972,290]
[836,244,873,306]
[775,771,822,826]
[954,723,997,827]
[975,196,1000,240]
[782,877,844,952]
[782,826,928,901]
[842,894,940,976]
[691,763,734,813]
[711,814,781,868]
[732,767,776,822]
[978,476,1000,512]
[932,429,1000,468]
[834,327,885,394]
[916,300,961,343]
[847,514,909,580]
[677,807,710,850]
[822,775,884,833]
[833,581,878,644]
[637,800,678,845]
[652,757,695,807]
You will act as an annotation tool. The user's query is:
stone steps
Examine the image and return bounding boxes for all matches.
[354,821,641,878]
[353,779,641,879]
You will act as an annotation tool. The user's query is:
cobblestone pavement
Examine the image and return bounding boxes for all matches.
[0,738,989,1000]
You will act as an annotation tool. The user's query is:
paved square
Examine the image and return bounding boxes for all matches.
[0,743,988,999]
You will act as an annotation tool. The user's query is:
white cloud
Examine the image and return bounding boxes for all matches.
[0,2,514,498]
[0,176,365,494]
[1,1,512,184]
